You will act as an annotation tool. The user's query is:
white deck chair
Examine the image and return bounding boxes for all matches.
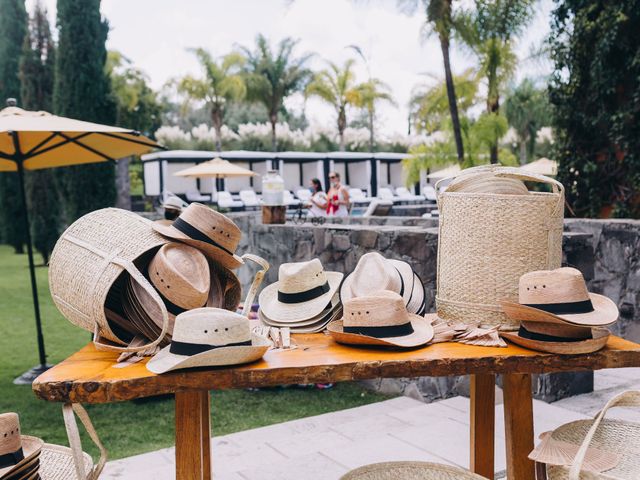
[283,190,301,207]
[217,191,244,210]
[348,188,372,204]
[395,186,426,202]
[363,199,393,217]
[185,190,211,203]
[422,184,437,202]
[239,189,260,209]
[377,187,399,203]
[295,189,312,202]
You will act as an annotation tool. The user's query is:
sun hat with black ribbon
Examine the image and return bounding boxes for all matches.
[146,307,271,374]
[0,413,43,478]
[153,203,243,269]
[499,267,618,354]
[339,252,424,314]
[327,290,434,348]
[258,259,343,322]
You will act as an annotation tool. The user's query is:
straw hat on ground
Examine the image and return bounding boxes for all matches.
[341,461,486,479]
[259,259,343,322]
[147,308,271,374]
[327,290,434,348]
[340,252,425,315]
[148,243,210,311]
[500,267,618,354]
[153,203,243,269]
[0,413,43,478]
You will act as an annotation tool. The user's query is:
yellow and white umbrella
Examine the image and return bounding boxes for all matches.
[521,157,558,176]
[174,157,256,202]
[0,104,161,382]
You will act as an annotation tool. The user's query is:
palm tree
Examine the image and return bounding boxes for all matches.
[504,79,550,164]
[177,48,246,151]
[454,0,535,163]
[241,34,312,151]
[305,59,360,151]
[399,0,464,162]
[354,78,396,152]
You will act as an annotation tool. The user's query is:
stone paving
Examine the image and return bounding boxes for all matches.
[101,368,640,480]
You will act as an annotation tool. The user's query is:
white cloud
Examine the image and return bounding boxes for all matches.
[26,0,553,136]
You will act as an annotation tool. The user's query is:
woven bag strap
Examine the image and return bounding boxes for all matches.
[240,254,269,317]
[568,390,640,480]
[62,403,107,480]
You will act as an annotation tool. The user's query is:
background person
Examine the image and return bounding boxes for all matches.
[306,178,327,217]
[326,171,350,217]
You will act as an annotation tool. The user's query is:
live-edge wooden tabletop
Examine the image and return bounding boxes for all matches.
[32,334,640,404]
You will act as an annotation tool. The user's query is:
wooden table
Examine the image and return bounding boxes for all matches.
[33,335,640,480]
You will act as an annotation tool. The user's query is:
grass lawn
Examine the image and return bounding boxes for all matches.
[0,244,391,460]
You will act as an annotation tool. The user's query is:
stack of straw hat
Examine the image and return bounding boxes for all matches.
[340,252,426,315]
[258,259,343,333]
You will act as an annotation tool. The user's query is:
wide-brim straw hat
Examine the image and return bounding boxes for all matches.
[148,243,210,310]
[153,203,243,269]
[147,308,271,374]
[0,436,43,478]
[259,294,339,328]
[502,293,618,327]
[328,291,434,348]
[406,272,426,315]
[39,443,93,480]
[259,259,343,322]
[208,260,241,311]
[500,327,610,354]
[340,461,486,480]
[49,208,170,351]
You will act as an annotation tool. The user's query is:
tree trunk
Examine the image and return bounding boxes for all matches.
[212,108,223,152]
[368,108,374,152]
[338,107,346,151]
[270,113,277,152]
[488,97,500,164]
[519,140,527,165]
[115,157,131,210]
[440,33,464,162]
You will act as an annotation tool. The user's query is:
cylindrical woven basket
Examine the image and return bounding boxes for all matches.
[436,165,564,329]
[48,208,170,352]
[340,461,486,480]
[532,390,640,480]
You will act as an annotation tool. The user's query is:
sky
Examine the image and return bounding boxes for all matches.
[27,0,555,136]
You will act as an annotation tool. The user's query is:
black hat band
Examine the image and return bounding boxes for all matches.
[523,299,594,315]
[172,217,235,257]
[278,281,330,304]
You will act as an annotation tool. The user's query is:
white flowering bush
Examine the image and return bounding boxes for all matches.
[190,124,239,150]
[155,126,192,149]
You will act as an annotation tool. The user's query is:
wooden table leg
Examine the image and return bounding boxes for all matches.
[503,373,535,480]
[470,374,495,479]
[175,390,212,480]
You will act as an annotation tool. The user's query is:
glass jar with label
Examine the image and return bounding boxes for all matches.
[262,170,284,206]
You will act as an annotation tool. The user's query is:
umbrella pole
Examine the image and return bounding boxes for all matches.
[13,156,51,384]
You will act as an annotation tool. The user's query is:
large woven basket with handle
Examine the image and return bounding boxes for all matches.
[341,461,486,479]
[436,165,564,330]
[531,390,640,480]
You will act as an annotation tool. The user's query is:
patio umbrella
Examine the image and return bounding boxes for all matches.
[521,157,558,176]
[0,101,161,383]
[174,157,256,201]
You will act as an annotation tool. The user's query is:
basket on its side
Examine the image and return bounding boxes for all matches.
[436,165,564,330]
[341,461,487,480]
[531,390,640,480]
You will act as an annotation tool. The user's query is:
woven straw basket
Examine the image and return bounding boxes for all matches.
[532,390,640,480]
[436,165,564,329]
[40,403,106,480]
[49,208,170,353]
[341,461,486,479]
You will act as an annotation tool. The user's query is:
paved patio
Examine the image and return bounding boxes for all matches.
[102,368,640,480]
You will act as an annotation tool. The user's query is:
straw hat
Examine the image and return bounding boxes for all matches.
[162,195,187,212]
[259,293,340,332]
[39,444,93,480]
[340,252,424,314]
[327,290,434,348]
[446,170,529,195]
[499,267,617,354]
[406,272,426,316]
[147,308,271,374]
[153,203,243,269]
[148,243,210,311]
[341,461,486,479]
[258,259,343,322]
[501,267,619,327]
[0,413,43,478]
[208,260,241,311]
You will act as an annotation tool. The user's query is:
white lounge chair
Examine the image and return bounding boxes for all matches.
[395,186,426,202]
[422,184,437,202]
[239,189,260,209]
[186,190,211,203]
[283,190,301,207]
[363,199,393,217]
[348,188,372,204]
[295,189,312,202]
[217,191,244,210]
[378,187,400,203]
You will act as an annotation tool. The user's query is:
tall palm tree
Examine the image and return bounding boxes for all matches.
[399,0,464,162]
[355,78,396,152]
[177,48,246,151]
[504,78,550,164]
[305,59,360,151]
[454,0,534,163]
[241,34,312,151]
